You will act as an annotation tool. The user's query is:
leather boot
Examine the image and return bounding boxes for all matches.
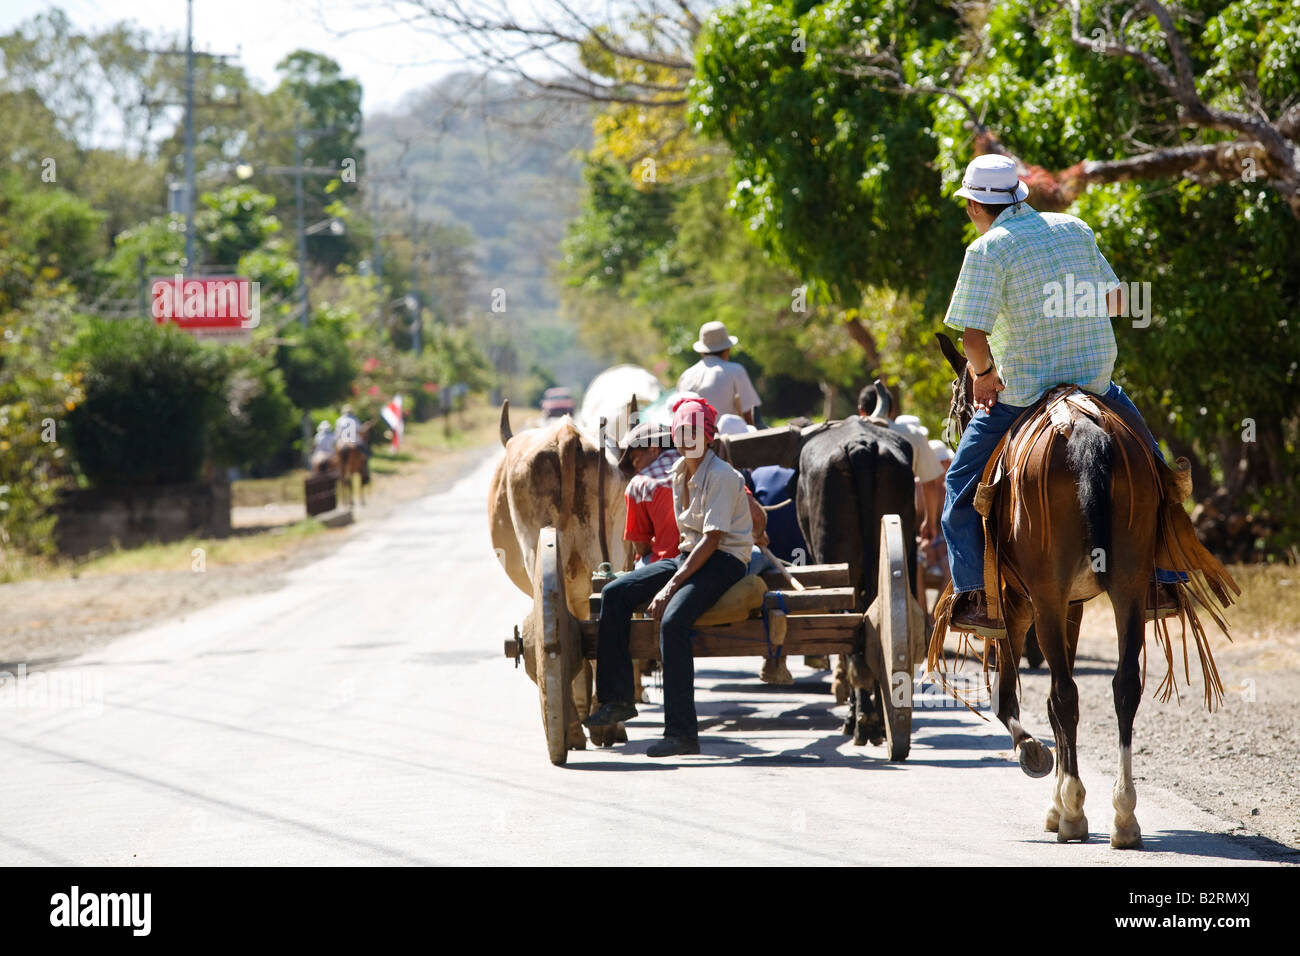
[949,590,1006,639]
[1145,581,1181,621]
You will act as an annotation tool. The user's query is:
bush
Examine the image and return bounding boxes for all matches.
[0,285,83,566]
[208,345,300,472]
[276,320,357,411]
[64,320,226,485]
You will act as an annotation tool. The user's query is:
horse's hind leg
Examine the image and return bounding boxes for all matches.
[1036,603,1088,842]
[1110,589,1145,848]
[1044,605,1083,831]
[999,593,1053,778]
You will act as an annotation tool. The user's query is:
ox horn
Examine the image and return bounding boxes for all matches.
[499,399,513,447]
[871,379,892,419]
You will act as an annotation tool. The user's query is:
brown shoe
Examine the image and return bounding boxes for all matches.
[949,590,1006,639]
[1145,582,1181,621]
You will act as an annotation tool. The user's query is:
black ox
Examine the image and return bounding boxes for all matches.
[718,382,918,745]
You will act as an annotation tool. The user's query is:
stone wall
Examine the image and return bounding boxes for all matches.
[55,481,231,557]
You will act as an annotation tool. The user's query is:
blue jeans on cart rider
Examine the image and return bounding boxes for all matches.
[938,183,1185,634]
[585,398,753,758]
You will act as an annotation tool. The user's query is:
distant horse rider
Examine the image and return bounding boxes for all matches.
[677,321,764,427]
[335,403,370,484]
[310,420,336,473]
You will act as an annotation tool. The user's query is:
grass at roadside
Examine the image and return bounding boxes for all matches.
[1221,560,1300,639]
[70,519,329,576]
[4,401,507,584]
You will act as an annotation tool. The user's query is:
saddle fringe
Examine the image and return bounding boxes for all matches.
[923,583,1000,720]
[926,388,1240,713]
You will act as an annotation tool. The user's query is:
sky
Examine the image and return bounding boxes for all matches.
[0,0,475,113]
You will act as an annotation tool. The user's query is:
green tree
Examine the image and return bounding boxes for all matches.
[0,282,83,569]
[275,319,357,411]
[689,0,1300,511]
[63,320,226,486]
[208,344,299,471]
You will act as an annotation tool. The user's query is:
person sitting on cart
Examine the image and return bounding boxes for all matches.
[585,396,753,757]
[618,421,681,568]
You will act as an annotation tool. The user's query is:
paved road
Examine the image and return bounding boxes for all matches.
[0,448,1280,865]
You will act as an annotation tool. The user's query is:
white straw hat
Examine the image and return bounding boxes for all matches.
[693,321,740,354]
[953,154,1029,203]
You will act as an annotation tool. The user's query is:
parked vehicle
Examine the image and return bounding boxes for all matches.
[540,386,576,418]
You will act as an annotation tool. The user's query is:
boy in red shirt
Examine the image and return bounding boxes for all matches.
[618,422,681,565]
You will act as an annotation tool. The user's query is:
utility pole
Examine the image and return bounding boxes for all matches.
[295,121,308,328]
[261,126,341,467]
[183,0,197,271]
[138,2,239,277]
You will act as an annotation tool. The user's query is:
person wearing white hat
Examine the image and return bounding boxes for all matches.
[928,438,954,467]
[941,153,1185,636]
[715,413,755,436]
[309,419,336,472]
[676,321,763,426]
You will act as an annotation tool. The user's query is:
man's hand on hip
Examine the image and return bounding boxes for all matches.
[972,374,1004,411]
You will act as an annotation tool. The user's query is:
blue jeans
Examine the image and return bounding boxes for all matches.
[941,381,1185,594]
[596,549,747,740]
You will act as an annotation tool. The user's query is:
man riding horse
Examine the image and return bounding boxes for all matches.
[940,154,1184,638]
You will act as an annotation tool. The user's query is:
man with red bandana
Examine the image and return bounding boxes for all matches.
[586,396,753,757]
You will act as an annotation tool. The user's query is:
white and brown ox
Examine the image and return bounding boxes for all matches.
[490,400,638,749]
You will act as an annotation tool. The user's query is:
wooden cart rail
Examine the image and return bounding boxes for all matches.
[576,614,860,660]
[587,584,856,618]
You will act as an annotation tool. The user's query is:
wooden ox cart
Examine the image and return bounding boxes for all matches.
[503,513,925,766]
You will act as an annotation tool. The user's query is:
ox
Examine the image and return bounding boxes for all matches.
[797,417,918,745]
[718,381,919,745]
[490,400,634,748]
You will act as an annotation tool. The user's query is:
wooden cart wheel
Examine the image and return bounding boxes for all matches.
[873,514,913,761]
[525,526,580,766]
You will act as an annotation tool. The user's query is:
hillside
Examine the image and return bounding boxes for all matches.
[364,74,605,393]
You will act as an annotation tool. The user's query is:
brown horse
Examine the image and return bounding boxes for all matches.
[336,421,373,508]
[927,333,1238,848]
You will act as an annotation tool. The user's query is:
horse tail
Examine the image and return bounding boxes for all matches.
[1066,417,1112,586]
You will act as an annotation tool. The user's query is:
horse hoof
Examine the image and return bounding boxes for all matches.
[614,723,628,744]
[1110,823,1143,850]
[1044,806,1061,833]
[1017,740,1054,778]
[1057,816,1089,843]
[804,655,830,671]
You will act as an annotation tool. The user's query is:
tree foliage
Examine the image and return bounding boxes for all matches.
[63,320,227,486]
[687,0,1299,511]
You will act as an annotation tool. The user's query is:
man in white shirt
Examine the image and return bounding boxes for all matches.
[677,321,763,426]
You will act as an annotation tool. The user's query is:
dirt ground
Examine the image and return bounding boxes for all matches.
[941,597,1300,857]
[0,417,501,670]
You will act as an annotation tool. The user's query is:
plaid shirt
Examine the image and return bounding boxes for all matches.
[943,204,1121,407]
[626,447,680,502]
